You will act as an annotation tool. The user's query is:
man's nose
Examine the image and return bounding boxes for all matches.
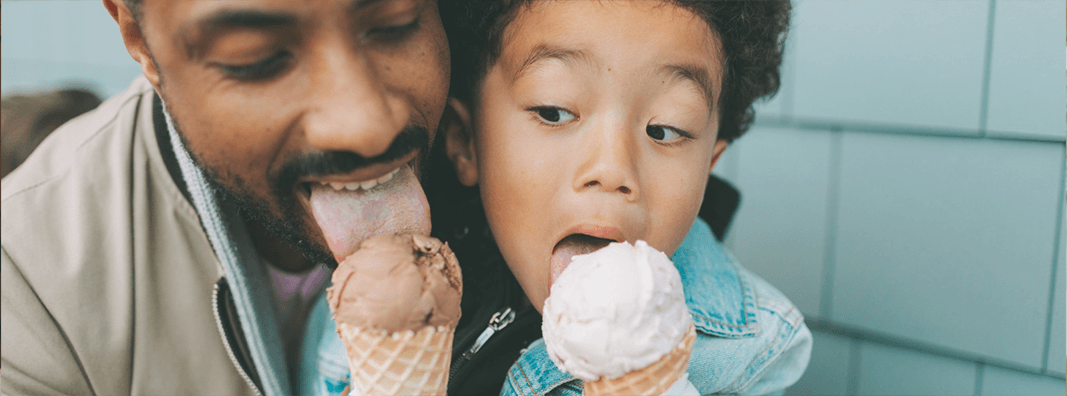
[573,122,640,201]
[302,48,409,158]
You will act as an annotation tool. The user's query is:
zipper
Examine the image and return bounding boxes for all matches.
[448,307,516,381]
[212,283,264,396]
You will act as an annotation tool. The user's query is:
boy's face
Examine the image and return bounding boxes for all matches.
[464,1,728,312]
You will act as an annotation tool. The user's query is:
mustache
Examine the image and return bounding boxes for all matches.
[272,124,430,192]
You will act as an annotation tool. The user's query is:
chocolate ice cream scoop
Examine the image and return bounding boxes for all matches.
[326,233,462,332]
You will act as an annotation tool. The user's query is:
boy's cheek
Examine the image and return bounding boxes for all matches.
[500,245,551,313]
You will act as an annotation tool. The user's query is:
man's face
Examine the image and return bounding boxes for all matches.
[471,1,726,312]
[136,0,449,265]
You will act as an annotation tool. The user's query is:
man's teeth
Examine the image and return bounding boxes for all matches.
[319,167,401,192]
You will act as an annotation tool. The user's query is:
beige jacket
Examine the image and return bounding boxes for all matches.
[2,77,259,395]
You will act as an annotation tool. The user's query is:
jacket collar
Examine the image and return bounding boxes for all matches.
[673,218,760,338]
[161,100,291,396]
[506,218,759,396]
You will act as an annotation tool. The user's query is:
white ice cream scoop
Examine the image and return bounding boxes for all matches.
[541,240,694,383]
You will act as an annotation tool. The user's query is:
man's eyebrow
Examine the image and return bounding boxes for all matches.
[660,63,719,112]
[347,0,391,13]
[180,10,297,59]
[513,44,596,81]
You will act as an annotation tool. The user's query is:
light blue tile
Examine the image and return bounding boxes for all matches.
[1,1,131,66]
[1,0,142,97]
[1049,213,1066,376]
[753,87,787,120]
[728,126,832,317]
[856,342,976,396]
[981,366,1066,396]
[985,0,1067,141]
[787,330,852,396]
[791,0,988,132]
[832,133,1064,368]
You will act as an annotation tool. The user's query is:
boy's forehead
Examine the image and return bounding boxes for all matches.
[497,1,724,111]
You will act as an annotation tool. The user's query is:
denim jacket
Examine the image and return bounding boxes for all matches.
[500,219,813,396]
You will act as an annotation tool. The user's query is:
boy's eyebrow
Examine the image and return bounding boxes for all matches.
[660,63,719,112]
[513,44,597,81]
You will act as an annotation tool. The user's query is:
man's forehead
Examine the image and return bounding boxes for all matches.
[151,0,409,31]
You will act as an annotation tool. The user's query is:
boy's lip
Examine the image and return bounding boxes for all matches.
[557,224,626,244]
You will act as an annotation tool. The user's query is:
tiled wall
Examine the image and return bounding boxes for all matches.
[714,0,1067,394]
[2,0,1065,394]
[1,1,142,97]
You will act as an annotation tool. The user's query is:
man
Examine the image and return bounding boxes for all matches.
[1,0,451,394]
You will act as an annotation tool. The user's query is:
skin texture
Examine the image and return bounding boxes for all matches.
[103,0,450,271]
[446,1,730,313]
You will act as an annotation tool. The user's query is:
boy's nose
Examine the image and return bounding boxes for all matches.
[302,45,409,159]
[573,125,640,201]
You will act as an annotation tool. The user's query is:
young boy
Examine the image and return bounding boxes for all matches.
[299,1,811,395]
[437,1,811,395]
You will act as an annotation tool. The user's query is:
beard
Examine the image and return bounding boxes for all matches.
[167,114,431,269]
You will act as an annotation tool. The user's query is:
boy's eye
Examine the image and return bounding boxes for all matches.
[218,51,293,81]
[646,125,689,142]
[531,106,577,125]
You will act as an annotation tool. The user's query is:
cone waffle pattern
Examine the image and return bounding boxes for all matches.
[583,324,697,396]
[337,322,452,396]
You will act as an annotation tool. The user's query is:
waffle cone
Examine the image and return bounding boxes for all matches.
[336,322,453,396]
[583,324,696,396]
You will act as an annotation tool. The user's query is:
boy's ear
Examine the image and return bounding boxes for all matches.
[442,98,479,187]
[102,0,162,90]
[709,140,729,174]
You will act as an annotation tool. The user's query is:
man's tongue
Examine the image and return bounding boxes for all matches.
[550,234,613,285]
[308,165,430,261]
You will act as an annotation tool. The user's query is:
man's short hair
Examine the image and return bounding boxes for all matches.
[439,0,791,143]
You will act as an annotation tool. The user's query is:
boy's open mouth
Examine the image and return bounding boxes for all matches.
[550,233,616,285]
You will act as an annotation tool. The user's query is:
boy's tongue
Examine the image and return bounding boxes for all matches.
[550,234,613,285]
[308,165,431,262]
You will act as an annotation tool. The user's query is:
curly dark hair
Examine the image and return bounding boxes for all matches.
[439,0,791,143]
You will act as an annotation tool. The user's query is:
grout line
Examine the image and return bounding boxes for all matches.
[806,318,1067,380]
[1040,152,1066,374]
[974,362,985,396]
[845,338,862,396]
[818,128,843,319]
[978,0,997,137]
[752,116,1067,144]
[726,139,741,184]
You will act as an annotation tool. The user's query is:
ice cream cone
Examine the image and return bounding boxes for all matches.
[583,324,696,396]
[337,322,453,396]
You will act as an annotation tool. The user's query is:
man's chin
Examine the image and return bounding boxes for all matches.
[208,177,337,269]
[243,204,337,268]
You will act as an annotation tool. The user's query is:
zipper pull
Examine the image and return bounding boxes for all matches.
[449,307,518,382]
[468,307,515,355]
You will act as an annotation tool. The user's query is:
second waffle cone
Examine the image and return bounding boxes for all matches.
[583,324,697,396]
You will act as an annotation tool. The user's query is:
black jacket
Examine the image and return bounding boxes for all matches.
[430,168,741,395]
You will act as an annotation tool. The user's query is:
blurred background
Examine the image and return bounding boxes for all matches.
[2,0,1065,395]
